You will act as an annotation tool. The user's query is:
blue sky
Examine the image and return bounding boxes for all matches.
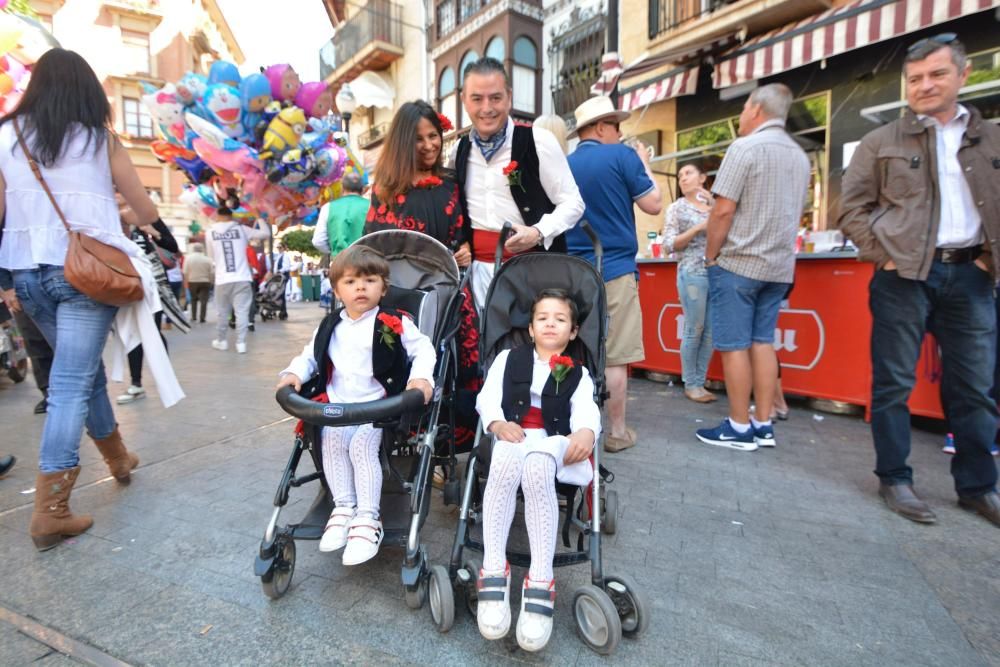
[216,0,333,83]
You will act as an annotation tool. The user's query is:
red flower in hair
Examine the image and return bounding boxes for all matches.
[437,113,453,132]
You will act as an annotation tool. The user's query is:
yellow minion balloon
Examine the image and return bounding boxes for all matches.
[259,106,306,160]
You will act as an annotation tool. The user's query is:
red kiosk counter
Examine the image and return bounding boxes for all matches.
[633,252,945,420]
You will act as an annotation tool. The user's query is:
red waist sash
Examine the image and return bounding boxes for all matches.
[519,407,544,430]
[473,229,515,263]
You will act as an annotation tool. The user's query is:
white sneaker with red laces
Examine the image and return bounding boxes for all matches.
[516,577,555,652]
[476,564,511,640]
[318,506,356,552]
[341,514,383,565]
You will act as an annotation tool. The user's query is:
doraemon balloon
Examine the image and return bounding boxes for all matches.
[176,72,208,107]
[202,84,243,139]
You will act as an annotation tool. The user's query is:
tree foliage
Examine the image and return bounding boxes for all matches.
[280,229,321,258]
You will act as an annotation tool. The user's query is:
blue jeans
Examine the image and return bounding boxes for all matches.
[677,267,712,388]
[869,261,998,497]
[708,265,789,352]
[13,266,118,472]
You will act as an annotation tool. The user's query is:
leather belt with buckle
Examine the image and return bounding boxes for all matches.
[933,246,982,263]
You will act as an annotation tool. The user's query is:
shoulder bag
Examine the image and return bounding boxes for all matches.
[13,118,143,306]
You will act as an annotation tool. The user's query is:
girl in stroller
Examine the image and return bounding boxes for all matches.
[276,246,435,565]
[474,288,601,651]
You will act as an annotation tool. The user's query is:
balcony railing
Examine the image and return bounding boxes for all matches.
[358,122,389,149]
[648,0,740,39]
[435,0,495,41]
[333,0,403,73]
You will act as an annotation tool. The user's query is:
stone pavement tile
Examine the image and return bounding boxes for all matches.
[0,621,53,663]
[32,653,83,666]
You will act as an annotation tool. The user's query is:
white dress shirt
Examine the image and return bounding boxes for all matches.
[476,348,600,486]
[312,202,331,254]
[920,105,982,248]
[447,118,584,248]
[281,306,436,403]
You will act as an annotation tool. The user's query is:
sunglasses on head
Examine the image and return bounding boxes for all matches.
[907,32,957,55]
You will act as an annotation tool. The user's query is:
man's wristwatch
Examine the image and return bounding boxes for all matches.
[702,255,716,268]
[534,227,544,247]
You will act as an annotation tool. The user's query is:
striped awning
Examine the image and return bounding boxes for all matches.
[619,66,700,112]
[713,0,1000,89]
[590,52,624,97]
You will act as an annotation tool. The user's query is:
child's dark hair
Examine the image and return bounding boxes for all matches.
[531,288,579,327]
[329,245,390,285]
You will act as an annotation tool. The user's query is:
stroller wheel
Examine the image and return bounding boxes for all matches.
[428,565,455,632]
[572,585,622,655]
[603,489,618,535]
[461,556,481,617]
[404,576,427,610]
[605,574,649,637]
[261,537,296,600]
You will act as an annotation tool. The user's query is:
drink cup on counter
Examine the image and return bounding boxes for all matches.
[651,242,662,259]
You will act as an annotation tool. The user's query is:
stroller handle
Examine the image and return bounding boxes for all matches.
[275,386,427,427]
[577,219,604,278]
[495,221,515,273]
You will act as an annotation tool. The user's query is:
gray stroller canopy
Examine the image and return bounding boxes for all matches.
[481,252,607,381]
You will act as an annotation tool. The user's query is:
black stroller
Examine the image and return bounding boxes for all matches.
[256,230,467,601]
[424,223,648,655]
[256,273,287,321]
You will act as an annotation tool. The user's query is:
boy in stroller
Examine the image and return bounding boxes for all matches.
[475,288,600,651]
[276,245,435,565]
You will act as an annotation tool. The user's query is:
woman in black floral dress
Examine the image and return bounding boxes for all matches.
[365,101,480,451]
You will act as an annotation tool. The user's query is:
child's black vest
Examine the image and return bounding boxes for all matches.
[454,124,566,253]
[499,344,582,436]
[302,306,410,399]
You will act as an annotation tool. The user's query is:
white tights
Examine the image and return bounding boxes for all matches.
[482,441,558,582]
[320,424,383,518]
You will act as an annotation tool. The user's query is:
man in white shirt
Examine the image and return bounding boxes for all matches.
[207,211,269,353]
[448,57,584,307]
[273,243,291,319]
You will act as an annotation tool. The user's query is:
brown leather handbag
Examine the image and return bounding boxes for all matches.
[13,118,143,307]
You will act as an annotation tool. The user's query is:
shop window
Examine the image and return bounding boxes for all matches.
[122,29,151,75]
[485,36,505,62]
[512,37,537,114]
[672,92,830,230]
[123,97,154,139]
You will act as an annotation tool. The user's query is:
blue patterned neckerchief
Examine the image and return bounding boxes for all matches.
[471,124,508,163]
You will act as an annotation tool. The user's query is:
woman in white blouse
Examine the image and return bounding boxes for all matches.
[0,49,161,551]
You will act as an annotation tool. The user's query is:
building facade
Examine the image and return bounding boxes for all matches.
[429,0,545,141]
[542,0,605,121]
[320,0,427,180]
[32,0,243,248]
[612,0,1000,246]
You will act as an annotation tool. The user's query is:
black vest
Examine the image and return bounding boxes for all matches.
[500,344,582,436]
[301,306,410,400]
[455,124,566,253]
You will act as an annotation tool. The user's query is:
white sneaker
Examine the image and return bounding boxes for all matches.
[235,342,247,354]
[476,564,511,640]
[115,385,146,404]
[516,578,555,652]
[318,506,355,552]
[341,514,383,566]
[211,339,228,351]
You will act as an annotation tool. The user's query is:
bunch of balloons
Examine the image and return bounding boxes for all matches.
[0,11,41,114]
[142,61,368,227]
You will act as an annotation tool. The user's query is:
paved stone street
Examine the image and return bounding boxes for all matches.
[0,301,997,666]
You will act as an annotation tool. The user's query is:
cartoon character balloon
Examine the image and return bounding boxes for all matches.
[202,84,243,139]
[263,63,301,103]
[239,73,272,138]
[176,71,208,107]
[141,83,187,146]
[293,82,332,119]
[207,60,241,88]
[260,106,306,159]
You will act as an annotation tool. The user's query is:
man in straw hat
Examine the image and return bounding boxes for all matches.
[565,96,663,453]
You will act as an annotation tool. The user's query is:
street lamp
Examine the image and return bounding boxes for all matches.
[336,83,358,135]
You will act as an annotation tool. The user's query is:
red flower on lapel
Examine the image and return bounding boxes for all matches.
[377,312,404,349]
[549,355,575,393]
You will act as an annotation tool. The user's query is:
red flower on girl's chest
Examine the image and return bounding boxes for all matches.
[549,355,575,392]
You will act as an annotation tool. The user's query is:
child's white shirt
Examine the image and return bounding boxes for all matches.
[281,307,436,403]
[476,348,601,486]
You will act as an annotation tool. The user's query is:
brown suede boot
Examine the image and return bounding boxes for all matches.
[92,427,139,483]
[29,467,93,551]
